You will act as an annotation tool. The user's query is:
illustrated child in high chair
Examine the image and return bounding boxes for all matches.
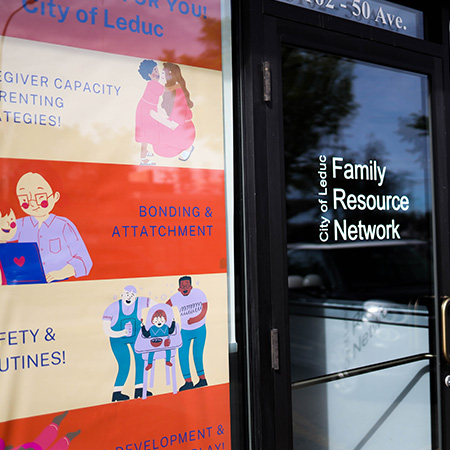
[141,309,176,370]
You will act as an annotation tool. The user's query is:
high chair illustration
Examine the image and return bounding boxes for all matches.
[134,303,182,398]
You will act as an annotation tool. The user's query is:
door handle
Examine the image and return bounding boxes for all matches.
[441,296,450,363]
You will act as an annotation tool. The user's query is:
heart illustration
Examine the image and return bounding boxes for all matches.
[14,256,25,267]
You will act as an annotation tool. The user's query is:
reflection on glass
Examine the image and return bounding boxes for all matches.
[0,2,223,71]
[283,48,431,249]
[292,361,431,450]
[283,47,434,449]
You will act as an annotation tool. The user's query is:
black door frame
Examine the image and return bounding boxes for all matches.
[236,1,450,448]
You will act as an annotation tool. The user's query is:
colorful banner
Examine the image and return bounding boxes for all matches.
[0,0,231,448]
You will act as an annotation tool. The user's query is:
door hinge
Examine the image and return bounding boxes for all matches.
[271,328,279,371]
[263,61,271,102]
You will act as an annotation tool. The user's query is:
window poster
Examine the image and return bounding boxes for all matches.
[0,1,231,449]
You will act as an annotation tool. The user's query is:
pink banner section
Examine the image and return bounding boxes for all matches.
[0,0,222,71]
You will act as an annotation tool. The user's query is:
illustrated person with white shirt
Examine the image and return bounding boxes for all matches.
[166,276,208,391]
[103,285,153,401]
[13,172,92,282]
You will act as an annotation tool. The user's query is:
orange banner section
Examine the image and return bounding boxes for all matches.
[0,0,222,71]
[0,383,232,450]
[1,158,227,282]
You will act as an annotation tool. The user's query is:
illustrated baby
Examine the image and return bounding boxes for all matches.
[141,309,175,370]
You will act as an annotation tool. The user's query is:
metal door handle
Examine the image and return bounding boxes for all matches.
[441,297,450,363]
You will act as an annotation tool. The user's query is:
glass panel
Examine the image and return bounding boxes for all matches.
[275,0,424,39]
[292,361,431,450]
[291,299,429,380]
[282,47,434,449]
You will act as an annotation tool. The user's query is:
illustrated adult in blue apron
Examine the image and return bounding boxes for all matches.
[102,285,153,401]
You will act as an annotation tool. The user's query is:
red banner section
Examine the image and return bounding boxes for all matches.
[0,0,222,71]
[1,158,227,282]
[0,383,232,450]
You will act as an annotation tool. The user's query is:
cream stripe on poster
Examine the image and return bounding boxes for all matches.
[0,37,225,170]
[0,273,229,422]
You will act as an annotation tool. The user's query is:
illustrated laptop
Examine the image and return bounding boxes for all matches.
[0,242,47,285]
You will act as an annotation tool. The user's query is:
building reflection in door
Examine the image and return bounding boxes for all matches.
[282,47,434,450]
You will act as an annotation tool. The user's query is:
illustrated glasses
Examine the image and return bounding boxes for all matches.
[18,192,54,209]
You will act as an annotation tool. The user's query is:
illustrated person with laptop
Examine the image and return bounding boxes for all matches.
[10,172,92,282]
[0,204,17,285]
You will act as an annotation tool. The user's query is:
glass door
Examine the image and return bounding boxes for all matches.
[281,46,438,449]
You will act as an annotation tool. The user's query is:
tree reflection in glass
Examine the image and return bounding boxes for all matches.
[282,46,433,302]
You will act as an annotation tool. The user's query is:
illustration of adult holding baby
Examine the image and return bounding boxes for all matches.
[136,61,196,165]
[135,59,165,165]
[7,172,92,283]
[103,285,153,402]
